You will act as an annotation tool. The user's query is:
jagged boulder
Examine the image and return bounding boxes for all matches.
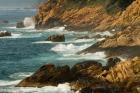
[16,60,103,88]
[16,64,74,87]
[0,31,11,37]
[16,21,25,28]
[99,57,140,84]
[104,57,121,70]
[46,34,65,42]
[71,60,103,78]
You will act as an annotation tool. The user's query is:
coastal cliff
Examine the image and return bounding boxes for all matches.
[34,0,140,32]
[16,0,140,93]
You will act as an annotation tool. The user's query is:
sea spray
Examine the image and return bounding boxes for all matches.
[51,44,91,53]
[23,17,35,28]
[0,83,74,93]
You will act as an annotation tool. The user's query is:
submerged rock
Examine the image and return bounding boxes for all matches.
[0,20,8,24]
[0,31,11,37]
[46,34,65,42]
[16,21,25,28]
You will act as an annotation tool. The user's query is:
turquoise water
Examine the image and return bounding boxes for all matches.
[0,9,106,93]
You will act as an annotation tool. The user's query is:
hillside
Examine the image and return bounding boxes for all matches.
[34,0,138,32]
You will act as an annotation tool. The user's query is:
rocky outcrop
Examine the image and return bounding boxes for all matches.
[16,64,74,87]
[104,57,121,70]
[16,21,25,28]
[17,58,140,93]
[46,34,65,42]
[81,29,140,58]
[34,0,140,32]
[71,61,103,78]
[16,60,103,87]
[97,57,140,93]
[0,31,11,37]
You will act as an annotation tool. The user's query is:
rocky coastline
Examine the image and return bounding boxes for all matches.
[16,0,140,93]
[17,57,140,93]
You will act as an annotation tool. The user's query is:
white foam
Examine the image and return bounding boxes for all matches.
[11,33,21,38]
[9,72,33,80]
[0,83,74,93]
[33,38,95,44]
[0,80,21,86]
[74,38,95,43]
[7,26,17,29]
[57,52,107,65]
[96,38,105,41]
[51,44,91,53]
[23,17,35,28]
[47,27,66,32]
[95,31,113,37]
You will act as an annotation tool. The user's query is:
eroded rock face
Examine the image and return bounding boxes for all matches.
[71,61,103,78]
[16,60,103,87]
[35,17,63,29]
[16,58,140,93]
[99,57,140,84]
[0,31,11,37]
[16,64,74,87]
[46,34,65,42]
[81,29,140,58]
[104,57,121,70]
[16,21,25,28]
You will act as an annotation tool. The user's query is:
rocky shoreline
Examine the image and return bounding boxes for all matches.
[16,57,140,93]
[16,0,140,93]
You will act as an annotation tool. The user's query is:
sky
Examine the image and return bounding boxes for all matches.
[0,0,42,9]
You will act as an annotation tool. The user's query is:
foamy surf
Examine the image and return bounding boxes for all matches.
[58,52,107,65]
[0,83,74,93]
[23,17,35,28]
[9,72,33,80]
[46,27,66,32]
[51,44,92,53]
[95,31,113,37]
[33,38,95,44]
[0,80,21,86]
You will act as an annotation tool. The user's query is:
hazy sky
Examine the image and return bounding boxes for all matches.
[0,0,41,8]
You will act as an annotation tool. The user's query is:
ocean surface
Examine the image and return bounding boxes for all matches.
[0,9,107,93]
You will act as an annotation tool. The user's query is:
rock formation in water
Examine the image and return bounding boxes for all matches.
[17,58,140,93]
[16,21,25,28]
[81,29,140,58]
[16,0,140,93]
[46,34,65,42]
[0,31,11,37]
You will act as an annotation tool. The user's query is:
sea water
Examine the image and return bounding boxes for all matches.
[0,9,107,93]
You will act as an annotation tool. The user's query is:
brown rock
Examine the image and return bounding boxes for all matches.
[71,60,103,78]
[81,29,140,58]
[16,64,74,87]
[104,57,121,70]
[16,21,25,28]
[99,57,140,84]
[0,31,11,37]
[46,34,65,42]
